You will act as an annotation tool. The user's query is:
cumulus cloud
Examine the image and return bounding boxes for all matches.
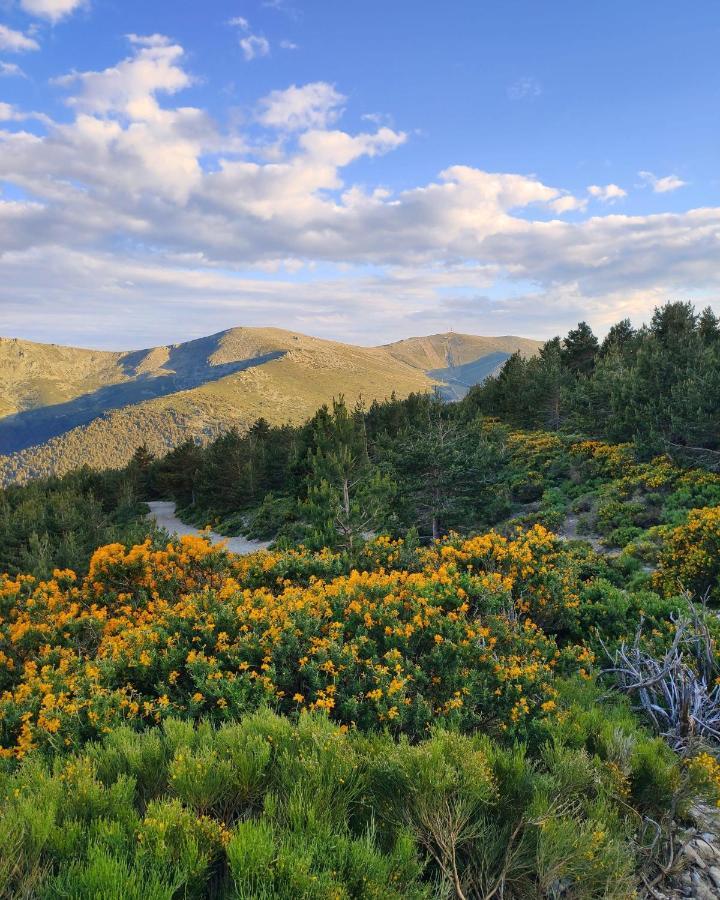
[0,24,39,52]
[639,170,687,193]
[258,82,345,131]
[588,183,627,203]
[54,37,192,118]
[228,16,270,61]
[0,103,41,122]
[20,0,87,22]
[240,34,270,60]
[550,194,587,214]
[0,37,718,346]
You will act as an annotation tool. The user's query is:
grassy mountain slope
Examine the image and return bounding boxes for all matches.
[0,328,436,482]
[0,327,539,484]
[382,332,541,371]
[384,332,542,400]
[0,337,124,419]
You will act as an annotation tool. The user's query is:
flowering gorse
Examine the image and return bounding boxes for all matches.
[0,528,590,757]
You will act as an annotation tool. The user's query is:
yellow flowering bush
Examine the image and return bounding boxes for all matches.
[0,529,591,757]
[569,440,636,476]
[654,505,720,601]
[688,751,720,807]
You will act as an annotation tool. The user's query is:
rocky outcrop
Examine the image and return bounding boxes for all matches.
[647,805,720,899]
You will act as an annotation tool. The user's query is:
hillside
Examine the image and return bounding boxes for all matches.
[383,331,541,371]
[0,327,539,483]
[384,332,542,400]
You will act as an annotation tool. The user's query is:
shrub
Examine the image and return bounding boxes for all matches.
[0,699,691,899]
[654,505,720,601]
[0,529,598,756]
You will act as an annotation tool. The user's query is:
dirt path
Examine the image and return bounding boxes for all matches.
[147,500,270,555]
[558,512,614,555]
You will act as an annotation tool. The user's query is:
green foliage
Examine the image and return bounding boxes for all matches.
[6,302,720,895]
[302,399,397,551]
[0,465,154,578]
[469,301,720,460]
[0,695,696,899]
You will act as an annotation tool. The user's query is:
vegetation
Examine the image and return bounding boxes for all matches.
[0,459,154,579]
[1,527,716,896]
[469,301,720,461]
[2,302,720,895]
[0,329,535,485]
[0,696,696,899]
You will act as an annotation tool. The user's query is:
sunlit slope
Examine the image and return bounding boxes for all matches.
[0,328,436,483]
[0,327,541,484]
[382,332,541,371]
[382,332,542,399]
[0,337,124,419]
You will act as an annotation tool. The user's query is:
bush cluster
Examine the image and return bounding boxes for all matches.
[0,687,698,899]
[0,528,599,758]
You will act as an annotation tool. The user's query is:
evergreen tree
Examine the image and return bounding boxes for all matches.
[600,318,638,357]
[128,443,155,498]
[302,398,395,551]
[562,321,599,375]
[698,306,720,344]
[384,402,507,539]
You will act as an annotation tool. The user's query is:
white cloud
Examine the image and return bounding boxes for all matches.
[279,39,298,50]
[240,34,270,60]
[507,76,542,100]
[126,34,172,48]
[639,170,687,193]
[588,183,627,203]
[550,194,587,213]
[19,0,87,22]
[0,61,26,76]
[258,82,345,131]
[54,37,192,118]
[227,15,270,61]
[0,24,39,52]
[1,38,719,346]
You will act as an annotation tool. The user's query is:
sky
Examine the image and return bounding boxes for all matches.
[1,0,719,350]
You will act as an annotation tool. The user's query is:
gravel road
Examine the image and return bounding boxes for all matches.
[147,500,270,555]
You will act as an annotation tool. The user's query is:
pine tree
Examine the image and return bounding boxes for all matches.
[303,398,395,552]
[698,306,720,344]
[600,318,638,357]
[385,403,506,539]
[562,321,599,375]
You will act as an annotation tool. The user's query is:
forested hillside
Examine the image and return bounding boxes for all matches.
[2,302,720,897]
[0,329,539,485]
[469,302,720,463]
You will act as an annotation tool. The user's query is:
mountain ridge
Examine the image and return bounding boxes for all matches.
[0,326,541,484]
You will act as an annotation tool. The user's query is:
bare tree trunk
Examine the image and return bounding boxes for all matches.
[342,477,351,519]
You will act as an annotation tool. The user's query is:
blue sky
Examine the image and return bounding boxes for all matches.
[1,0,719,348]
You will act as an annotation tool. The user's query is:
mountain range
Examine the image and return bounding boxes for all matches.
[0,328,540,484]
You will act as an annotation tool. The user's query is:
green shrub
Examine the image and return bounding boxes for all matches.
[0,694,691,898]
[44,845,175,900]
[246,493,297,540]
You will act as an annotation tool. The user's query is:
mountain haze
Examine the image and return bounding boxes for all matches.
[0,327,540,484]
